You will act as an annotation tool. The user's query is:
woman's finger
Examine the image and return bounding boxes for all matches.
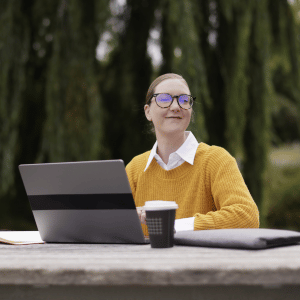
[136,207,146,224]
[140,211,146,224]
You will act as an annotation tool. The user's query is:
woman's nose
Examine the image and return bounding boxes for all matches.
[170,97,180,111]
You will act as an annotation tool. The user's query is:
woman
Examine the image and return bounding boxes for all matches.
[125,73,259,234]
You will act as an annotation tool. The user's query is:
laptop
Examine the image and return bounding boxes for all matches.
[19,160,147,244]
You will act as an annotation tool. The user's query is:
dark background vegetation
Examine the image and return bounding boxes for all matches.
[0,0,300,230]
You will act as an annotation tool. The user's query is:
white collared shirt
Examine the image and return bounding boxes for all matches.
[144,131,199,232]
[144,131,199,171]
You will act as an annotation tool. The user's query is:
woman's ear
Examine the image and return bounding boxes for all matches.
[144,104,152,121]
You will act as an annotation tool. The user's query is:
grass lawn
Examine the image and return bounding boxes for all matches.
[269,142,300,166]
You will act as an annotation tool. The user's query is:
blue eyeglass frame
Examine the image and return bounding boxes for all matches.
[150,93,196,110]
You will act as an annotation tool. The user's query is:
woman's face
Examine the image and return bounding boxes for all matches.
[144,79,192,137]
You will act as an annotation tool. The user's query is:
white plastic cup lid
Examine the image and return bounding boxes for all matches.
[144,200,178,211]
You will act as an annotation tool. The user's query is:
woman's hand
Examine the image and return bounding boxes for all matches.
[136,207,146,224]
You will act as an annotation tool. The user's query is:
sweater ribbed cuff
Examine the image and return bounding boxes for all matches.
[194,213,215,230]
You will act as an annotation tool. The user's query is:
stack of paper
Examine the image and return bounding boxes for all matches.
[0,231,44,245]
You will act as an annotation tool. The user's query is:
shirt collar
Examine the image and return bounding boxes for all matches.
[176,131,199,165]
[144,131,199,172]
[144,141,159,172]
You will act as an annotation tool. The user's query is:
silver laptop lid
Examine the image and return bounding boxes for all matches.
[20,159,131,195]
[19,160,146,244]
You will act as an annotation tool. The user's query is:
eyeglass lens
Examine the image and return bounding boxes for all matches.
[156,94,192,109]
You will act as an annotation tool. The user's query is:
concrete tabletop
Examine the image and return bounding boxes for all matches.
[1,242,300,287]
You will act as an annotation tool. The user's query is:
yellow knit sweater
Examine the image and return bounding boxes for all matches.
[126,142,259,235]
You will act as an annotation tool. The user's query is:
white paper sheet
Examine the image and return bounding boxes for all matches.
[0,231,44,245]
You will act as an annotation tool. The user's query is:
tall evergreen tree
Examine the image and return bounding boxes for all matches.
[100,0,160,164]
[0,0,32,226]
[217,0,254,156]
[160,0,211,142]
[268,0,300,144]
[243,0,271,214]
[193,0,226,148]
[0,0,109,229]
[37,0,109,163]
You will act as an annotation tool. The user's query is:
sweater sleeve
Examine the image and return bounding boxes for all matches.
[125,159,137,200]
[125,152,150,201]
[193,147,260,230]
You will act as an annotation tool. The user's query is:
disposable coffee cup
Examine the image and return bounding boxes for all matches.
[144,201,178,248]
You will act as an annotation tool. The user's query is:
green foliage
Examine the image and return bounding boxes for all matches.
[0,1,31,223]
[160,0,211,142]
[100,0,159,164]
[272,94,300,144]
[266,164,300,230]
[37,0,108,163]
[268,0,300,146]
[0,0,110,229]
[0,0,300,229]
[243,0,272,211]
[218,0,254,156]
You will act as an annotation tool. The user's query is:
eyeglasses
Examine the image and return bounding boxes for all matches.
[151,93,196,110]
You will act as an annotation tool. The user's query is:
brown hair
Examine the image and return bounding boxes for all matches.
[145,73,189,105]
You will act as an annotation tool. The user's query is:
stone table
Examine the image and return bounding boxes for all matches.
[1,242,300,300]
